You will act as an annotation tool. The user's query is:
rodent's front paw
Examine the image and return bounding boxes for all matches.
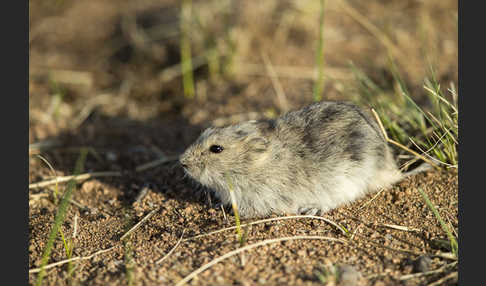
[297,206,322,216]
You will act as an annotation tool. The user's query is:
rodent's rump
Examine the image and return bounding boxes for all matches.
[179,101,406,218]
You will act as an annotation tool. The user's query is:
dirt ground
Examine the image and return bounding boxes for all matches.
[29,0,458,285]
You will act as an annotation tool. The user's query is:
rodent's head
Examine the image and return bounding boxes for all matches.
[179,120,274,187]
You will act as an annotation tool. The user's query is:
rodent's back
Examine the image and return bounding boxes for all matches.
[274,101,388,168]
[260,101,402,214]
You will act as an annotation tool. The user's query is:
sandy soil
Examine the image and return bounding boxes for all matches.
[29,160,457,285]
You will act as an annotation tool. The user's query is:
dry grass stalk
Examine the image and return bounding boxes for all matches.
[184,214,347,241]
[358,188,385,210]
[370,108,440,170]
[336,0,405,60]
[29,247,115,274]
[29,140,61,155]
[29,171,122,189]
[352,232,457,261]
[426,271,458,286]
[260,51,290,112]
[235,63,351,80]
[175,236,347,286]
[380,223,421,233]
[156,230,186,265]
[120,208,159,241]
[135,155,180,172]
[398,261,457,281]
[409,137,457,168]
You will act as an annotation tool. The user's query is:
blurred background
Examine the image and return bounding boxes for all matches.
[29,0,458,172]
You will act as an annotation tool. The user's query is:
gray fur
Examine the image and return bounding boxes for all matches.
[179,101,419,218]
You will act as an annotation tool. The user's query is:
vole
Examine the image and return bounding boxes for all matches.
[179,101,430,218]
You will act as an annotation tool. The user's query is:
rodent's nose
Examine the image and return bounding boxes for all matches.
[179,156,188,169]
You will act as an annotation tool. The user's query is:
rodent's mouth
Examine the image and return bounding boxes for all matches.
[179,157,204,180]
[180,164,192,176]
[182,165,206,182]
[178,157,190,172]
[181,166,192,178]
[180,163,196,177]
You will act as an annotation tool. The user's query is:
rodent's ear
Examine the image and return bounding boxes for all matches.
[245,136,269,153]
[198,127,217,143]
[254,120,276,135]
[234,120,275,139]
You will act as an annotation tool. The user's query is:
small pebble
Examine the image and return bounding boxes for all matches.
[338,264,362,286]
[413,255,432,273]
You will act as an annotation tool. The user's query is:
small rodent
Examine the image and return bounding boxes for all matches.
[179,101,429,218]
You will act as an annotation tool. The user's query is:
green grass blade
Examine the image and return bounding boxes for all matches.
[313,0,326,102]
[180,0,195,98]
[224,173,243,245]
[124,239,134,286]
[418,188,458,257]
[35,148,88,286]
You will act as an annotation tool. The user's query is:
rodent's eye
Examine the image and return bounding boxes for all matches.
[209,145,224,154]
